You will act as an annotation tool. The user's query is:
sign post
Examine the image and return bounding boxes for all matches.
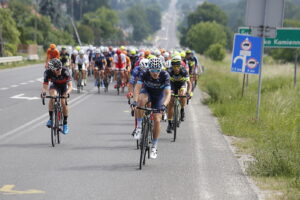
[244,0,285,120]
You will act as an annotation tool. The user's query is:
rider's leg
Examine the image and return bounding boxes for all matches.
[179,88,187,121]
[136,93,148,128]
[82,70,87,85]
[152,113,162,147]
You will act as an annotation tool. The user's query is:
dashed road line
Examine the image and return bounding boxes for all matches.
[0,87,8,90]
[20,82,28,85]
[11,85,18,88]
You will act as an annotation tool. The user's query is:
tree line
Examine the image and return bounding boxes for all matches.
[178,0,300,62]
[0,0,169,56]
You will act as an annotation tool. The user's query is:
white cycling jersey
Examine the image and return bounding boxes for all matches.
[75,55,89,70]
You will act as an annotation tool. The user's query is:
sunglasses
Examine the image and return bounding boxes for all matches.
[150,69,161,73]
[172,65,180,68]
[53,68,62,72]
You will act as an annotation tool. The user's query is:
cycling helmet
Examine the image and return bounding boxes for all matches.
[130,49,136,55]
[148,57,162,70]
[163,52,170,58]
[95,49,101,54]
[75,46,81,51]
[50,44,56,49]
[103,47,109,53]
[180,51,186,58]
[154,49,161,56]
[139,58,149,69]
[171,55,181,66]
[79,50,84,55]
[48,58,62,71]
[116,49,122,55]
[61,46,66,50]
[186,49,192,54]
[73,50,78,55]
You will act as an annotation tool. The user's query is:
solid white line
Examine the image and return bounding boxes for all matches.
[0,92,92,141]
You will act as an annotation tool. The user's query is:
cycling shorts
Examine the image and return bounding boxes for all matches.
[50,84,67,95]
[171,83,187,95]
[140,87,164,112]
[75,64,87,71]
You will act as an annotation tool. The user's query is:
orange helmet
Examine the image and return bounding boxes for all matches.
[144,50,150,58]
[50,44,56,49]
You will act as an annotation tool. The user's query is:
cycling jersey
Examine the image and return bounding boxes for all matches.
[43,67,71,94]
[93,55,106,70]
[71,54,77,64]
[137,70,171,109]
[129,66,144,85]
[167,67,189,94]
[129,55,139,71]
[113,54,126,69]
[187,57,198,74]
[104,52,113,68]
[75,55,89,70]
[47,48,60,60]
[60,52,70,66]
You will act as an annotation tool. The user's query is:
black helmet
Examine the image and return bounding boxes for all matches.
[48,58,62,71]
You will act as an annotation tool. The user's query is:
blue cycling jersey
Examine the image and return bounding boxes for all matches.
[129,66,144,85]
[137,70,171,96]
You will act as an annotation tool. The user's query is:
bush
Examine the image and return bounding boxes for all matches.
[205,43,226,61]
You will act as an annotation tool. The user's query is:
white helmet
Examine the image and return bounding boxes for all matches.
[95,49,101,54]
[154,49,161,56]
[163,52,169,58]
[139,58,149,69]
[73,50,78,55]
[79,50,84,55]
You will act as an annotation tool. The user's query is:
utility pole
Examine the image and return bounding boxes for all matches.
[0,24,4,57]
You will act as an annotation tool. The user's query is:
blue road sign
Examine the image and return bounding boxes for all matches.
[231,34,263,75]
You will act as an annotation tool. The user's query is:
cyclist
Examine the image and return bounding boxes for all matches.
[45,44,60,68]
[41,58,72,134]
[59,47,70,68]
[103,47,113,83]
[70,50,78,77]
[113,49,126,88]
[75,50,89,87]
[186,50,199,91]
[131,57,171,159]
[92,49,107,87]
[166,57,192,133]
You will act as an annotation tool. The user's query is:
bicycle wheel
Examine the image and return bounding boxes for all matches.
[173,101,178,142]
[139,120,149,170]
[97,77,101,94]
[57,110,63,144]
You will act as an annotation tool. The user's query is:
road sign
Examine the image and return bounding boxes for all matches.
[231,34,263,75]
[239,27,300,48]
[245,0,285,38]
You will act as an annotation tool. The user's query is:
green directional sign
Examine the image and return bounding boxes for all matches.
[239,27,300,48]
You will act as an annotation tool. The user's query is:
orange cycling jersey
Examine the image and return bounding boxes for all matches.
[126,56,131,70]
[47,48,60,60]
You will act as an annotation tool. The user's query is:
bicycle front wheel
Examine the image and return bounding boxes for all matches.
[173,102,179,142]
[139,121,149,170]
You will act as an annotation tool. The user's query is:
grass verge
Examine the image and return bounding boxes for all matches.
[199,54,300,199]
[0,60,44,70]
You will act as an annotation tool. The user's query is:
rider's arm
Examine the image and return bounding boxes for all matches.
[163,88,171,107]
[65,81,73,95]
[42,71,49,94]
[133,83,142,102]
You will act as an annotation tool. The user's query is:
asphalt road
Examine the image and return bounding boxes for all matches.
[0,0,259,199]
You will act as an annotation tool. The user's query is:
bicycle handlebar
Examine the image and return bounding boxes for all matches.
[171,94,187,98]
[136,106,162,112]
[41,94,70,105]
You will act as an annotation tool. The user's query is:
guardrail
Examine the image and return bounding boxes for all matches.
[0,56,23,64]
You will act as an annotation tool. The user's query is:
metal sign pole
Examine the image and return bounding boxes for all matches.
[242,74,246,97]
[256,38,264,120]
[294,49,298,88]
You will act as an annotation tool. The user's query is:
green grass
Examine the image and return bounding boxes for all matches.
[199,54,300,199]
[0,60,44,70]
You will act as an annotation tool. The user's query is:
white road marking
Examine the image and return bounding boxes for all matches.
[36,77,43,82]
[11,85,18,88]
[28,80,35,83]
[0,92,92,141]
[10,94,40,100]
[0,87,8,90]
[20,82,28,85]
